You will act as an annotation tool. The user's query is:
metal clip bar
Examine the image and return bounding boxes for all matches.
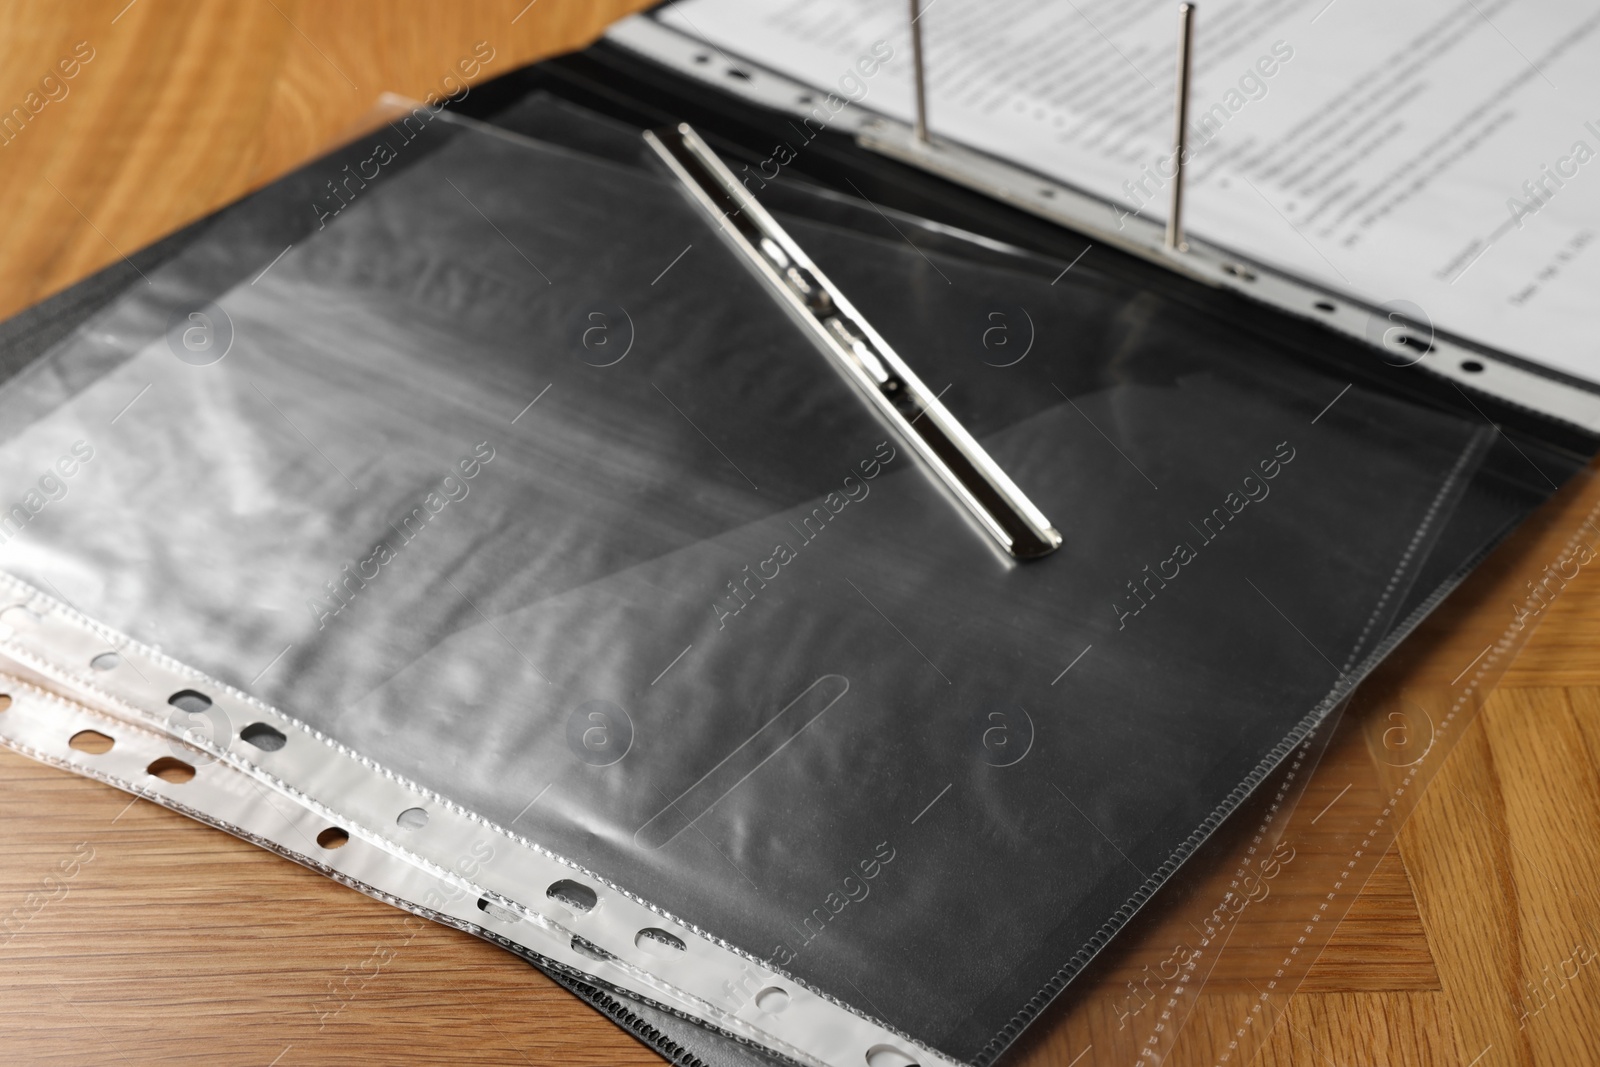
[644,122,1063,560]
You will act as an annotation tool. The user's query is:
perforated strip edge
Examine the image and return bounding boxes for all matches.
[0,672,809,1063]
[0,574,960,1067]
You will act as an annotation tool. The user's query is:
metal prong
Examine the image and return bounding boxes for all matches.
[909,0,930,143]
[1166,2,1195,253]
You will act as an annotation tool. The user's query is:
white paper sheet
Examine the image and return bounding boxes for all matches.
[660,0,1600,384]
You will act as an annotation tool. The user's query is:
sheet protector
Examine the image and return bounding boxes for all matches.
[0,673,783,1067]
[0,109,1512,1064]
[660,0,1600,386]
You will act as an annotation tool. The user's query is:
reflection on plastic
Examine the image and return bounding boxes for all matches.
[0,108,1546,1065]
[635,674,849,850]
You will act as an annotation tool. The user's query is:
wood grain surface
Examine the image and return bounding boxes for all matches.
[2,3,1598,1065]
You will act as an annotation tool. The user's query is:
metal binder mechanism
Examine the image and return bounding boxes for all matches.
[645,122,1063,561]
[700,1,1600,434]
[907,0,1195,259]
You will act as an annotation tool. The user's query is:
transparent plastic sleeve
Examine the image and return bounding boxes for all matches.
[0,109,1509,1063]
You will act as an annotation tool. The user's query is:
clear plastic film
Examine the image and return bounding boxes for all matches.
[994,459,1600,1067]
[0,673,781,1067]
[0,101,1518,1065]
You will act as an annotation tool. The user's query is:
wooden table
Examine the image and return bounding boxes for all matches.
[1,3,1597,1064]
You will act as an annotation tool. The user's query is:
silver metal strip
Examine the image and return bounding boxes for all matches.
[646,122,1063,561]
[605,14,1600,436]
[0,574,960,1067]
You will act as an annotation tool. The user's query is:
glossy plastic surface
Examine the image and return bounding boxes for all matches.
[0,113,1495,1062]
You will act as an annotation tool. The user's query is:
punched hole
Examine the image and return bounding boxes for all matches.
[167,689,213,715]
[547,879,597,913]
[1460,359,1485,373]
[693,53,710,64]
[571,935,614,962]
[865,1046,920,1067]
[316,826,349,850]
[477,897,520,923]
[89,652,121,672]
[725,67,751,80]
[635,928,686,959]
[0,604,43,630]
[1393,333,1434,355]
[146,756,195,783]
[239,722,287,752]
[69,729,114,754]
[396,807,429,830]
[1221,263,1258,282]
[1314,301,1336,313]
[754,986,790,1014]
